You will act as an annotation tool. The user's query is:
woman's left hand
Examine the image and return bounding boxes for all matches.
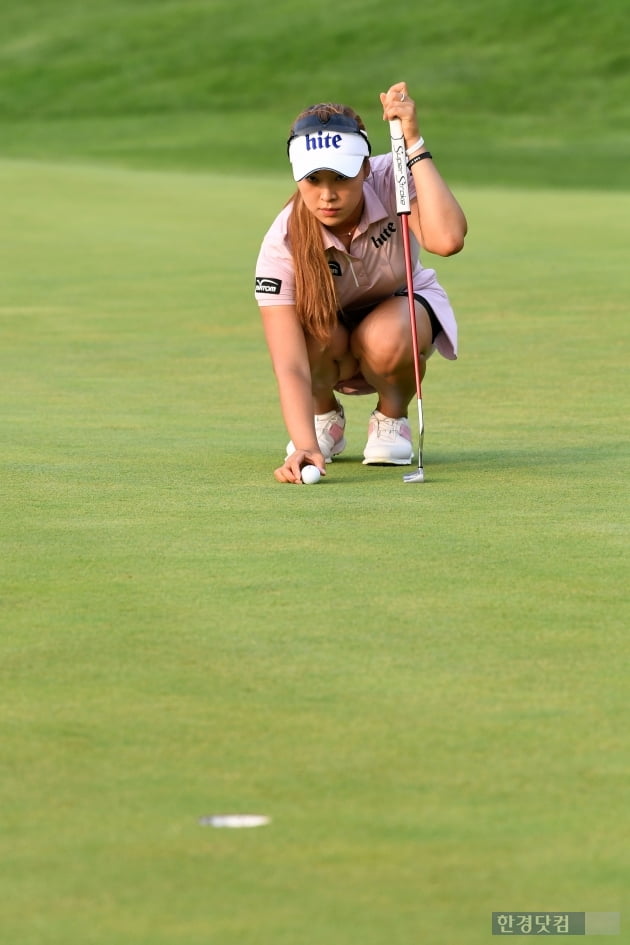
[379,80,467,256]
[380,82,421,151]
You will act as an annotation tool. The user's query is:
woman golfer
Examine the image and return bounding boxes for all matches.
[255,81,467,483]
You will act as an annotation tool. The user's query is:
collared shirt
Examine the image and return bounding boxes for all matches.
[255,153,457,359]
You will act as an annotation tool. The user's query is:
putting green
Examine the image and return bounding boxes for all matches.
[1,159,628,944]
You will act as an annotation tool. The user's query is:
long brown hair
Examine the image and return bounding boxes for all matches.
[286,104,368,344]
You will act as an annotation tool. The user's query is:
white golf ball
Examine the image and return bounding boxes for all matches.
[301,465,321,485]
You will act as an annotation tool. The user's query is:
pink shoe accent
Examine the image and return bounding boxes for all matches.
[328,421,344,442]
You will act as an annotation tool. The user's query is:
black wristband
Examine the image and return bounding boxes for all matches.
[407,151,433,169]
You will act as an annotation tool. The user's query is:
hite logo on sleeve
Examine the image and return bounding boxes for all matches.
[256,277,282,294]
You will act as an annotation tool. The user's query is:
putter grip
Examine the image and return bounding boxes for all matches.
[389,119,410,215]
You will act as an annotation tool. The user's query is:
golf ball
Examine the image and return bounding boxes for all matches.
[301,465,321,485]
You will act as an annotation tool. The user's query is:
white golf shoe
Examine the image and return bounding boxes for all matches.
[286,401,346,463]
[362,410,413,465]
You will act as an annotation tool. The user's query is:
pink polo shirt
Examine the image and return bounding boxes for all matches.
[255,153,457,360]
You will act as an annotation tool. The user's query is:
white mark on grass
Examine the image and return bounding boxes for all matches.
[199,814,271,829]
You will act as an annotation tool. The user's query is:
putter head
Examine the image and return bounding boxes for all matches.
[403,467,425,483]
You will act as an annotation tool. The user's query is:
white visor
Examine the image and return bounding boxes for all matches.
[289,131,370,182]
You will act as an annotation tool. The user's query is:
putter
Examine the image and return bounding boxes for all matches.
[389,119,425,483]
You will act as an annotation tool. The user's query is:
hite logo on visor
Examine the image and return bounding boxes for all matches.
[256,277,282,294]
[305,132,343,150]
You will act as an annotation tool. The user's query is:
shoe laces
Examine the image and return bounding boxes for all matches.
[371,411,408,436]
[315,402,344,436]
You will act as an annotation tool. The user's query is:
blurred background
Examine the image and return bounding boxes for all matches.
[1,0,629,189]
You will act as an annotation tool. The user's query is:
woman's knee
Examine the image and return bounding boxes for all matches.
[305,321,357,391]
[352,299,432,371]
[306,320,350,364]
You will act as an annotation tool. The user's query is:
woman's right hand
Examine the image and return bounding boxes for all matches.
[274,450,327,484]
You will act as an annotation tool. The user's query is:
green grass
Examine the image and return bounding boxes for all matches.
[1,0,630,187]
[1,1,629,939]
[1,157,628,944]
